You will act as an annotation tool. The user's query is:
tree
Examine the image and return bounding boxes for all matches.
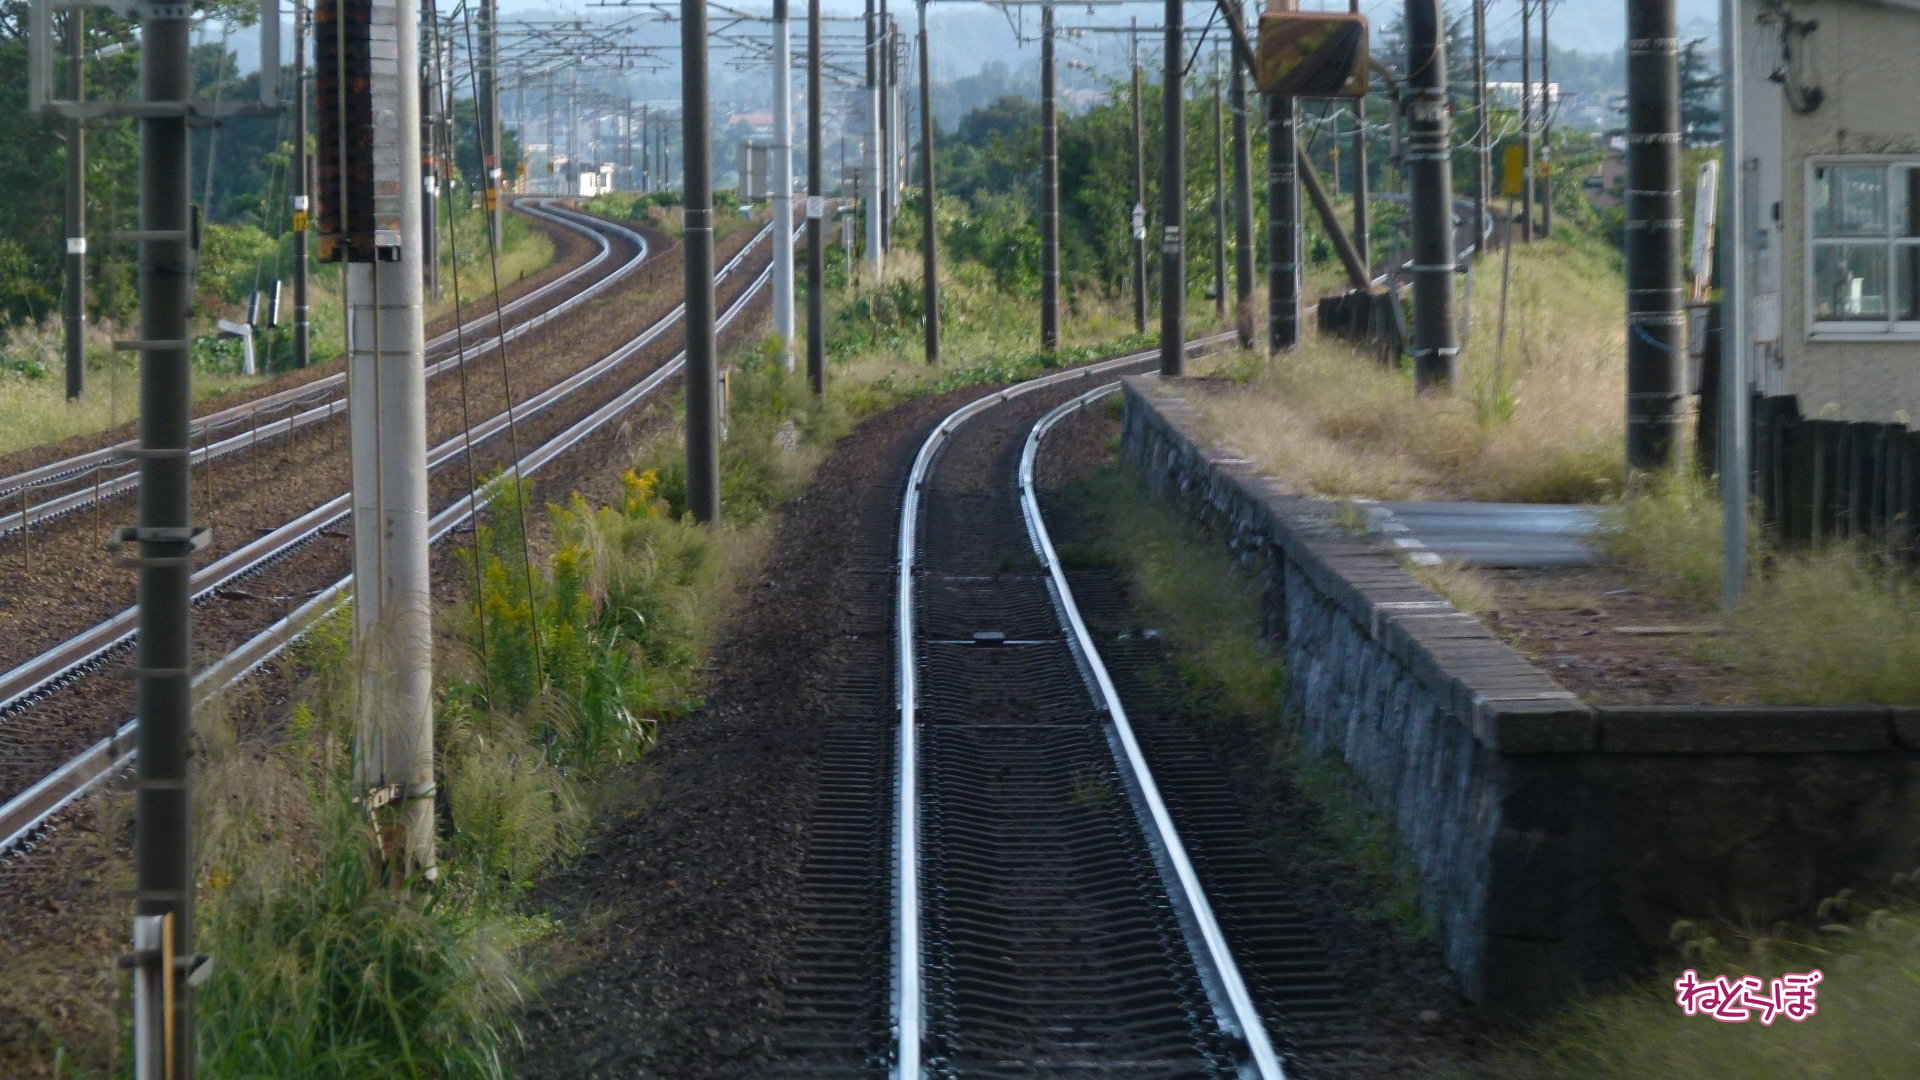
[1680,37,1722,146]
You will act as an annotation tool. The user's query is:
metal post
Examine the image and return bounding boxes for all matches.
[917,0,939,364]
[863,0,882,273]
[1472,0,1488,251]
[293,0,310,369]
[641,103,651,192]
[481,0,502,243]
[64,8,85,400]
[421,3,440,303]
[807,0,827,390]
[1230,2,1254,346]
[132,5,197,1074]
[683,0,721,523]
[772,0,796,367]
[1211,56,1227,321]
[1406,0,1459,391]
[1130,21,1147,335]
[1626,0,1684,468]
[878,0,893,246]
[1540,0,1553,237]
[1717,0,1748,608]
[1159,0,1185,376]
[1521,0,1535,242]
[1040,1,1059,351]
[345,0,435,884]
[1350,0,1369,268]
[1267,92,1298,353]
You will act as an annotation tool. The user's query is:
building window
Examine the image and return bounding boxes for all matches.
[1808,159,1920,335]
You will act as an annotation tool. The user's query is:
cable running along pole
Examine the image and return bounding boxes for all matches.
[1040,1,1059,351]
[1350,0,1368,268]
[917,0,939,363]
[864,0,882,274]
[1406,0,1459,390]
[1472,0,1488,250]
[1212,54,1226,321]
[1521,0,1534,242]
[1541,0,1553,237]
[1158,0,1184,376]
[683,0,721,523]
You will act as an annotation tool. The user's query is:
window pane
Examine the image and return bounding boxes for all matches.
[1899,243,1920,322]
[1903,168,1920,238]
[1813,165,1888,238]
[1813,243,1889,322]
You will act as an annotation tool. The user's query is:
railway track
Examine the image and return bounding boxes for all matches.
[0,219,787,858]
[892,350,1282,1078]
[0,199,648,541]
[772,340,1388,1077]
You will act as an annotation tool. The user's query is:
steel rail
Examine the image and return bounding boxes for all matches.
[0,200,640,533]
[1019,378,1286,1079]
[0,220,771,726]
[891,331,1234,1079]
[0,227,789,860]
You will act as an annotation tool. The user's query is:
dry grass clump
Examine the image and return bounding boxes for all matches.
[1597,469,1920,704]
[1190,239,1626,504]
[1713,548,1920,705]
[1592,467,1727,604]
[1495,894,1920,1079]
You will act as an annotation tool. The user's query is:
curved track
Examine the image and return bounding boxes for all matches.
[887,340,1283,1078]
[0,221,786,858]
[0,200,647,540]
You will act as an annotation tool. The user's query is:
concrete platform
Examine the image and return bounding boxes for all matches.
[1359,500,1602,569]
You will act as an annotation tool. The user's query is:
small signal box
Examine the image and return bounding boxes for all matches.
[1255,12,1369,98]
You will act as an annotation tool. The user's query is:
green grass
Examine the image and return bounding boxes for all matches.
[1188,237,1626,504]
[1492,891,1920,1079]
[1056,465,1428,936]
[1595,469,1920,705]
[0,212,552,459]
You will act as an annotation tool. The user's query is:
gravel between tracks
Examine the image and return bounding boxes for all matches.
[512,372,1498,1078]
[0,224,767,817]
[0,204,597,482]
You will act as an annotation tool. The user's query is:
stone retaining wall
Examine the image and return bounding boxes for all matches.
[1121,376,1920,1012]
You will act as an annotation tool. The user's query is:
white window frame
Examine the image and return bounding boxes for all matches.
[1805,155,1920,341]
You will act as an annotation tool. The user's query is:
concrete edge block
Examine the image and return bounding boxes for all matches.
[1595,706,1900,753]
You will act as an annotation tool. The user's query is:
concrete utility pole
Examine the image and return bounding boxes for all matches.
[1230,1,1254,346]
[1625,0,1684,468]
[1540,0,1553,236]
[682,0,721,523]
[1040,1,1059,351]
[1520,0,1534,242]
[1717,0,1748,607]
[772,0,796,368]
[1159,0,1184,376]
[63,9,85,400]
[1267,1,1300,355]
[917,0,939,363]
[481,0,502,243]
[1350,0,1368,269]
[1472,0,1488,248]
[864,0,882,273]
[327,0,437,883]
[131,6,198,1074]
[293,0,310,368]
[1130,21,1148,335]
[1406,0,1459,390]
[807,0,826,391]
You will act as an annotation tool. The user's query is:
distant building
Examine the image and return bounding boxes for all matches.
[1730,0,1920,423]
